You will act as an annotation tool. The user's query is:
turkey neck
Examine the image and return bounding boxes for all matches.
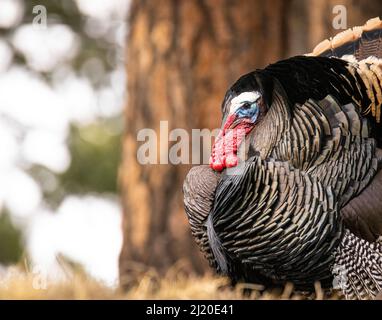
[248,84,290,160]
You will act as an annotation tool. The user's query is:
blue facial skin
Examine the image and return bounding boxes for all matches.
[235,102,259,123]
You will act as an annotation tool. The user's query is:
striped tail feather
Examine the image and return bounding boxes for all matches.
[308,17,382,60]
[333,230,382,300]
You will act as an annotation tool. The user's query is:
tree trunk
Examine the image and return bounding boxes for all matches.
[119,0,289,285]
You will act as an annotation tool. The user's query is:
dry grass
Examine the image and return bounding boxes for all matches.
[0,263,342,300]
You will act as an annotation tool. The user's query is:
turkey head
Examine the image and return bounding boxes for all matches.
[209,72,274,172]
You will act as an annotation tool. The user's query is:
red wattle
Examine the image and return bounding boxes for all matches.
[225,154,237,168]
[210,114,254,172]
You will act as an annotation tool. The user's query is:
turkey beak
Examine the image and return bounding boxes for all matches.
[230,116,243,129]
[224,115,252,131]
[221,113,238,131]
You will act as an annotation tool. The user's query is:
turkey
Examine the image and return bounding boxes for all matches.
[183,17,382,300]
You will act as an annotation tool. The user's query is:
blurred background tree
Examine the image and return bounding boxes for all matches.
[0,0,128,284]
[119,0,382,285]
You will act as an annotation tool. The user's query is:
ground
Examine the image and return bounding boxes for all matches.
[0,264,342,300]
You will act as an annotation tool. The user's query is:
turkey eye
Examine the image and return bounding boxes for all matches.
[242,102,251,109]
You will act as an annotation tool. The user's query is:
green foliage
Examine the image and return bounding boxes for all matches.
[60,118,122,195]
[0,211,24,265]
[29,117,123,207]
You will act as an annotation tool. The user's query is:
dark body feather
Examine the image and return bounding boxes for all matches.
[184,18,382,299]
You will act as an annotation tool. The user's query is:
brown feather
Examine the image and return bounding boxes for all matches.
[341,164,382,242]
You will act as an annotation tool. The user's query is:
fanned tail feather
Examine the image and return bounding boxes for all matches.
[308,17,382,60]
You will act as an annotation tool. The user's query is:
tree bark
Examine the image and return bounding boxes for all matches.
[119,0,289,285]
